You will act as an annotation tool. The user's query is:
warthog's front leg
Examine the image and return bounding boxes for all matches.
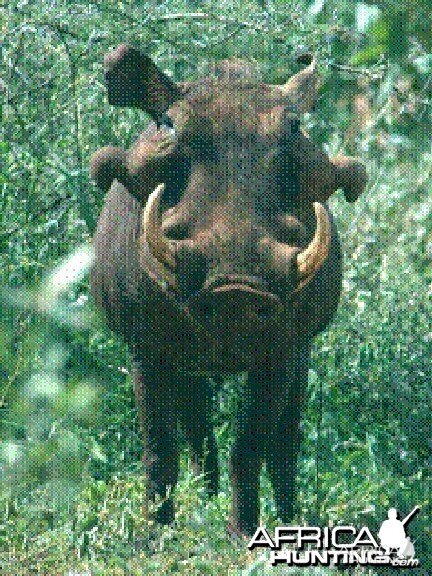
[177,375,219,497]
[133,365,180,525]
[229,372,273,537]
[230,343,311,536]
[263,344,311,524]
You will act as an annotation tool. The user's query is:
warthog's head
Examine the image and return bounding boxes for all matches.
[91,45,367,358]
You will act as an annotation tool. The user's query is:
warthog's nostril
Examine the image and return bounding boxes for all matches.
[255,304,273,320]
[200,302,216,318]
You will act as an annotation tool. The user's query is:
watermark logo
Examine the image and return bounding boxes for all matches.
[248,506,420,568]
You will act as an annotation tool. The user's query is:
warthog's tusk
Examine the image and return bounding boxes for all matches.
[297,202,331,284]
[141,183,177,289]
[142,183,176,269]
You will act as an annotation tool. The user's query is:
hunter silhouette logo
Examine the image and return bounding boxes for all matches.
[248,505,421,568]
[378,506,419,558]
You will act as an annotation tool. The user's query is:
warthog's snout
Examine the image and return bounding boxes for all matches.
[192,280,282,332]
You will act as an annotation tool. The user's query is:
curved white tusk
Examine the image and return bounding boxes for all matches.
[142,183,176,270]
[296,202,331,283]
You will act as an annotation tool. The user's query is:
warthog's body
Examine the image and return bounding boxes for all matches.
[90,45,367,535]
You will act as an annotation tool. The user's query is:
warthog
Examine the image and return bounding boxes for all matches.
[90,44,367,536]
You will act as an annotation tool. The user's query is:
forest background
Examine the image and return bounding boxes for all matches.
[1,0,431,574]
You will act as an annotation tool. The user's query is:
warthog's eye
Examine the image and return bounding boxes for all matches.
[159,113,176,138]
[284,118,300,138]
[279,115,301,147]
[290,118,301,134]
[276,118,301,162]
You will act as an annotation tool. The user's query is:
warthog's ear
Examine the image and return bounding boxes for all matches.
[90,133,186,202]
[330,156,368,203]
[294,132,367,203]
[90,146,128,193]
[306,154,368,204]
[103,44,182,121]
[281,54,321,114]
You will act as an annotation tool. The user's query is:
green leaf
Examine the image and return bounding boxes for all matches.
[413,54,432,74]
[370,16,390,44]
[350,44,386,66]
[90,439,107,463]
[309,0,326,16]
[356,2,381,33]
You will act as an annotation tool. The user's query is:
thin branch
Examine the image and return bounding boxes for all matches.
[42,21,81,40]
[328,61,388,80]
[154,11,283,34]
[2,18,86,44]
[206,25,245,46]
[157,12,210,21]
[85,3,184,52]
